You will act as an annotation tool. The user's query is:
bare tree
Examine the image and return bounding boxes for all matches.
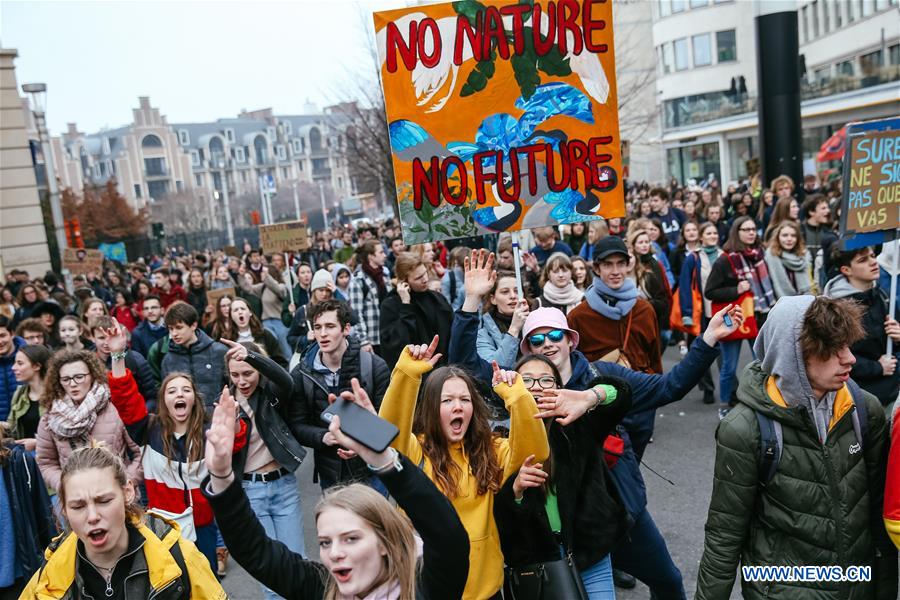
[147,191,210,234]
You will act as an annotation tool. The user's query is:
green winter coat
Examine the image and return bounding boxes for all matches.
[696,361,897,600]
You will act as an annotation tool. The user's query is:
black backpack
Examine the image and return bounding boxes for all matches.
[756,378,869,486]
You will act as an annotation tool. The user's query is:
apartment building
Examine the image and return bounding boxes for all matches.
[653,0,898,184]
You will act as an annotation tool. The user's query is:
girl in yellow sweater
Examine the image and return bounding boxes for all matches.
[379,336,550,600]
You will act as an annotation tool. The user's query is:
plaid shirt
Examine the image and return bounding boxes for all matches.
[347,268,392,347]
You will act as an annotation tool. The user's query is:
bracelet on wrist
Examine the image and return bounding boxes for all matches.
[209,470,233,480]
[367,448,402,474]
[110,351,127,362]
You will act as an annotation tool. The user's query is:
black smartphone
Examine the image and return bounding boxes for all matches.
[321,399,399,453]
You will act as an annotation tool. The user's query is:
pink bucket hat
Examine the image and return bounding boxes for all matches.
[519,307,580,354]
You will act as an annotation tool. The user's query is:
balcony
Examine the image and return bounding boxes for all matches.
[144,165,169,179]
[663,65,900,131]
[312,167,332,179]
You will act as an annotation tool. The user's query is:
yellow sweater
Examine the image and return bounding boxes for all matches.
[379,350,550,600]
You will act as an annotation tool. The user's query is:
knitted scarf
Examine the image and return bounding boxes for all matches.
[541,281,584,312]
[46,382,110,439]
[767,249,813,296]
[362,262,387,300]
[584,277,638,321]
[729,247,776,312]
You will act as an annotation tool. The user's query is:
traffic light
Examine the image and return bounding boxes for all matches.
[65,219,84,248]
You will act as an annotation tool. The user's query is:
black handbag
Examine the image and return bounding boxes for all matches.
[503,553,588,600]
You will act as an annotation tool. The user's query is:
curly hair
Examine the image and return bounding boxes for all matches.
[41,349,107,409]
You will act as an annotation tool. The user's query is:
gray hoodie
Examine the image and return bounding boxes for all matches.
[753,296,835,442]
[822,273,872,299]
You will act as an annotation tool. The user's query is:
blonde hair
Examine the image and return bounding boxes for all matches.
[625,228,653,295]
[59,443,144,526]
[394,252,425,282]
[768,221,807,257]
[317,484,417,600]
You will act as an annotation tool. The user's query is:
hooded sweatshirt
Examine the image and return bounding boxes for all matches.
[332,263,352,300]
[753,295,834,441]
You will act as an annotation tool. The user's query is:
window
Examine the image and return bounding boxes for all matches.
[141,134,162,148]
[801,6,809,41]
[178,130,190,145]
[235,147,246,163]
[254,135,268,164]
[240,170,248,183]
[134,184,142,198]
[692,34,712,66]
[671,0,685,11]
[716,30,736,62]
[835,1,843,26]
[176,181,184,193]
[811,0,819,37]
[297,161,304,171]
[102,137,110,155]
[674,38,689,70]
[814,65,831,83]
[209,137,225,166]
[689,0,708,7]
[224,128,235,143]
[195,174,203,187]
[846,0,855,21]
[822,0,830,32]
[147,180,169,199]
[282,167,290,179]
[277,145,287,160]
[283,121,292,135]
[836,59,854,76]
[660,0,671,16]
[890,44,900,65]
[144,157,166,176]
[190,150,200,166]
[860,50,883,75]
[266,126,276,142]
[861,0,874,16]
[660,44,673,74]
[292,139,302,153]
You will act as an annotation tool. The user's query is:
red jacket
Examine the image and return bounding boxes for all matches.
[111,305,140,332]
[152,285,188,309]
[109,369,247,527]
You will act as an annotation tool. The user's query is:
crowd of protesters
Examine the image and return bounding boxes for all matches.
[1,170,898,600]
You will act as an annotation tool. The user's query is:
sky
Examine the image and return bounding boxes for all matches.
[1,0,410,135]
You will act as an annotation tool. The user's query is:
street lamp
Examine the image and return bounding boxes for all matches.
[22,82,67,263]
[216,159,235,246]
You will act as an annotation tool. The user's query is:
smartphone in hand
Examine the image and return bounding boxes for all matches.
[321,399,399,453]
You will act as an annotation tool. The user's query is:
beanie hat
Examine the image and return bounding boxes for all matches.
[311,269,332,291]
[519,307,580,354]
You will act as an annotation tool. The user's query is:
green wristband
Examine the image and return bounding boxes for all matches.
[589,384,617,410]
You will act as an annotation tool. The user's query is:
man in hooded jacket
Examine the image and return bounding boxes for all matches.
[696,295,897,600]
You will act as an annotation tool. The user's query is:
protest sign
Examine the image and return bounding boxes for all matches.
[840,117,900,239]
[206,286,235,307]
[259,220,310,254]
[98,242,128,264]
[63,248,104,275]
[374,0,624,245]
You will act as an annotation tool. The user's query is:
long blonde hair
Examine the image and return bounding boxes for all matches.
[317,484,417,600]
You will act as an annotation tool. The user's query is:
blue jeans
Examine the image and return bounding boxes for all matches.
[195,523,218,574]
[580,554,615,599]
[262,318,292,361]
[612,508,685,600]
[242,473,305,600]
[718,338,755,407]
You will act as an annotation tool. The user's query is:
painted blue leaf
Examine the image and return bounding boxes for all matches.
[389,120,429,152]
[515,83,594,139]
[473,114,520,154]
[447,142,481,164]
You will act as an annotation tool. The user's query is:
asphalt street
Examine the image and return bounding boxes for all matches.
[222,343,753,599]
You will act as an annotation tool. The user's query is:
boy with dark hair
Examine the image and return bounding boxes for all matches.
[0,315,26,421]
[290,298,390,490]
[88,315,159,410]
[697,296,897,599]
[649,187,686,249]
[800,193,838,286]
[130,294,166,358]
[824,246,900,407]
[15,318,49,347]
[151,267,187,308]
[160,301,227,407]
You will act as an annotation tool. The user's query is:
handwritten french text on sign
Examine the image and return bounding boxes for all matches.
[259,221,310,254]
[63,248,104,275]
[843,125,900,234]
[374,0,624,245]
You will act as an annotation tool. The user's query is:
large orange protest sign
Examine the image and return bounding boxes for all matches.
[374,0,624,245]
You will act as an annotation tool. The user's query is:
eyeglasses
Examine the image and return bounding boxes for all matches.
[738,227,757,232]
[528,329,566,347]
[521,376,558,390]
[60,373,89,386]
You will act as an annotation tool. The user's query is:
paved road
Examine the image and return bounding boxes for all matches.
[222,344,753,599]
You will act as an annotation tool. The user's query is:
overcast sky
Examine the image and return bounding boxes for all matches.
[1,0,410,135]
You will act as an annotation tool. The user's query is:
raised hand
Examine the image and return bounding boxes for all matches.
[491,360,518,388]
[103,324,128,355]
[464,248,496,299]
[405,335,442,366]
[205,386,237,490]
[397,281,411,304]
[512,455,547,500]
[509,299,530,337]
[702,303,744,346]
[534,387,598,425]
[521,251,539,273]
[220,338,248,363]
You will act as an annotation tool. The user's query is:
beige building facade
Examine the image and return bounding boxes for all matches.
[0,48,52,278]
